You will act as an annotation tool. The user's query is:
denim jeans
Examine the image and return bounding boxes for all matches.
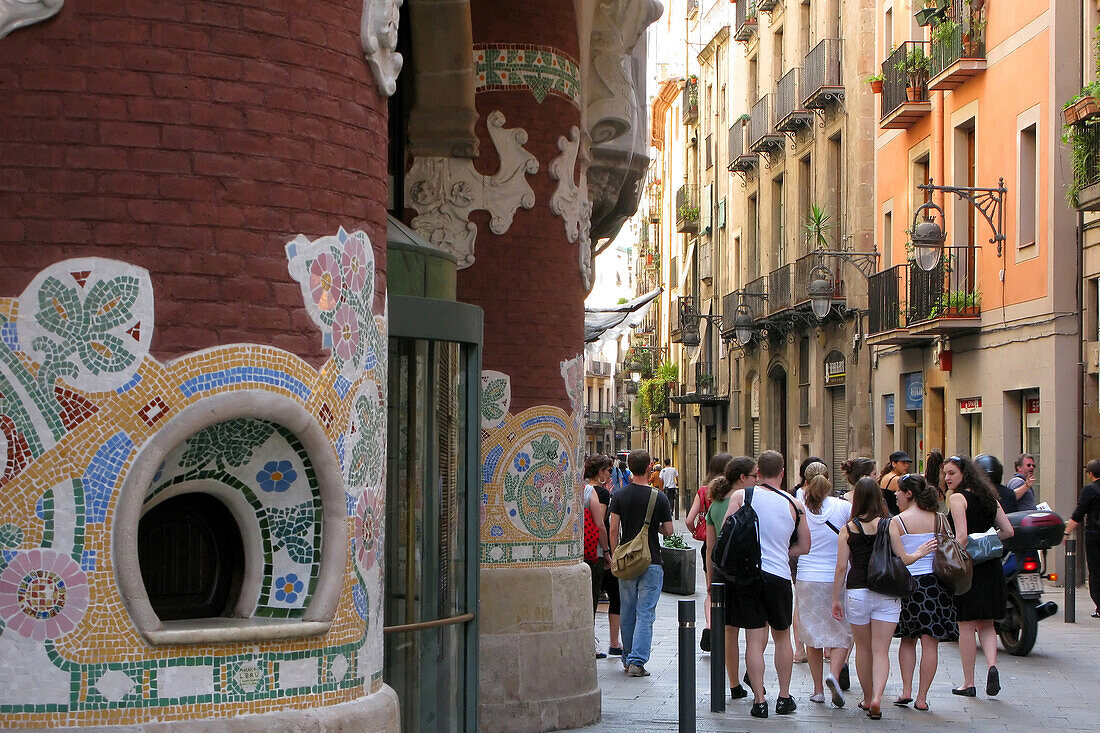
[619,564,664,668]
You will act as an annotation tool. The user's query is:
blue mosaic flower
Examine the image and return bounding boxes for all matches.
[257,460,297,493]
[274,573,304,603]
[513,452,531,473]
[489,525,504,538]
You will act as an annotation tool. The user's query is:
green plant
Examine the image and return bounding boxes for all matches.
[895,46,931,87]
[802,204,834,249]
[932,18,959,46]
[635,377,668,424]
[678,204,700,222]
[736,112,751,125]
[928,290,981,318]
[1066,119,1100,207]
[662,534,690,549]
[864,72,885,84]
[655,361,679,384]
[696,372,714,389]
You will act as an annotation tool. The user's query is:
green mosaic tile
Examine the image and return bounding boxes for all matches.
[474,45,581,105]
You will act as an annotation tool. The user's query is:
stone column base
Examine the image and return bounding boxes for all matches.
[478,563,601,732]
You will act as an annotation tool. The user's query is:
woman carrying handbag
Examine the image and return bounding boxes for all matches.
[943,455,1014,698]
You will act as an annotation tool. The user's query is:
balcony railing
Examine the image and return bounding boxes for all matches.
[881,41,931,127]
[802,39,843,110]
[734,0,758,43]
[1072,122,1100,211]
[749,95,783,153]
[721,290,742,336]
[728,123,757,173]
[647,186,661,222]
[757,0,778,10]
[792,251,845,306]
[745,276,768,320]
[585,409,613,426]
[695,362,715,396]
[675,184,700,233]
[775,68,813,131]
[587,360,611,376]
[868,265,905,335]
[683,77,699,125]
[929,1,987,90]
[908,246,980,325]
[767,264,792,315]
[671,295,696,343]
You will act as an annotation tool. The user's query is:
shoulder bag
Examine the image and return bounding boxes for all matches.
[690,487,711,542]
[611,489,658,580]
[866,516,918,598]
[933,512,974,595]
[966,527,1004,565]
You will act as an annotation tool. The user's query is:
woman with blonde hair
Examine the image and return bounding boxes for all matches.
[687,452,733,653]
[795,461,852,706]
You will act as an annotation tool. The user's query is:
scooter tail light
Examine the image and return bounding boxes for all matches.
[1022,560,1040,572]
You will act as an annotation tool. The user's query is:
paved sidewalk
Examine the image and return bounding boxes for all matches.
[569,521,1098,732]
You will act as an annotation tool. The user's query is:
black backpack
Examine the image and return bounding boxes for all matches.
[711,486,762,586]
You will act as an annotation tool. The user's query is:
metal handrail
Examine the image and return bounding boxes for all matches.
[802,38,842,108]
[882,41,930,119]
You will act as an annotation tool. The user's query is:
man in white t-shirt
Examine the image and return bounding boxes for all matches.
[659,459,679,518]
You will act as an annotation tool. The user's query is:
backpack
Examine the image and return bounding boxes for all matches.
[711,486,762,586]
[610,489,659,579]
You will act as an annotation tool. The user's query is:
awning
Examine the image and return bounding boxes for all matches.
[584,287,663,345]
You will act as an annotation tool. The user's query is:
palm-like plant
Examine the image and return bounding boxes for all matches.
[803,205,834,250]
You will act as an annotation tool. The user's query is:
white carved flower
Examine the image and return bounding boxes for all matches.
[448,182,473,207]
[410,180,439,207]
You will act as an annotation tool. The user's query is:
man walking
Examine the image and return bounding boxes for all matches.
[609,449,674,677]
[1064,459,1100,618]
[1007,453,1038,511]
[721,450,810,718]
[659,458,680,519]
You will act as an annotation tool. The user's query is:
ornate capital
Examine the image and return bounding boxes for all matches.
[405,111,538,268]
[361,0,404,97]
[549,127,594,291]
[587,0,663,143]
[0,0,63,39]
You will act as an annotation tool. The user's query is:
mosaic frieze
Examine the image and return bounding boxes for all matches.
[474,44,581,106]
[480,370,511,429]
[0,235,388,726]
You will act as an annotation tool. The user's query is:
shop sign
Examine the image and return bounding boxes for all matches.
[885,394,895,426]
[959,397,982,414]
[824,350,846,387]
[1026,398,1040,414]
[903,372,923,411]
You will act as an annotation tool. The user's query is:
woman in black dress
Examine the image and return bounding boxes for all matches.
[943,455,1014,698]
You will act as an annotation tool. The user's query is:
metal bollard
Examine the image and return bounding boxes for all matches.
[710,582,725,713]
[1065,538,1076,623]
[678,599,696,732]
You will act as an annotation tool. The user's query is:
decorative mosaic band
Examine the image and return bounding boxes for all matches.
[474,44,581,106]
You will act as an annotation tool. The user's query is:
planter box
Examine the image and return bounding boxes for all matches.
[660,545,696,595]
[1065,104,1081,126]
[870,80,884,94]
[1076,96,1100,123]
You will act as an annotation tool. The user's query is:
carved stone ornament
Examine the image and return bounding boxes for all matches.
[405,111,538,268]
[549,126,594,291]
[587,0,663,144]
[360,0,403,97]
[0,0,63,39]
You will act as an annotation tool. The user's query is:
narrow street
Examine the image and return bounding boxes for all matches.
[572,520,1097,732]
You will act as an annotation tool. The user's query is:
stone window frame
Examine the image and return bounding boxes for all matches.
[114,390,347,645]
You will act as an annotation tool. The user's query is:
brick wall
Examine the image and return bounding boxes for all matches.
[0,1,388,364]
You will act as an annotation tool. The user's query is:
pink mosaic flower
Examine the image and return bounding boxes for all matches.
[332,304,360,361]
[354,492,381,571]
[341,234,370,294]
[0,548,89,641]
[308,252,343,313]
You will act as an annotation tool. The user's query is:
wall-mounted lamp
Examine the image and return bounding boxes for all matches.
[910,178,1007,272]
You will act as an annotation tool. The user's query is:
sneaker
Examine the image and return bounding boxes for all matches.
[809,692,825,704]
[750,701,768,719]
[700,627,712,652]
[627,664,651,677]
[775,696,797,715]
[730,684,748,700]
[825,673,845,708]
[838,663,851,691]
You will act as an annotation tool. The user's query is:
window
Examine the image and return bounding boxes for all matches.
[773,28,784,81]
[913,153,931,215]
[829,135,843,246]
[730,359,742,429]
[774,175,786,265]
[883,208,893,268]
[798,155,812,256]
[748,194,760,278]
[1019,123,1038,248]
[749,55,759,106]
[884,8,893,61]
[798,336,810,426]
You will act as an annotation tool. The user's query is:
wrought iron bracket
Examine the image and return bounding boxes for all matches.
[918,179,1007,258]
[809,247,880,278]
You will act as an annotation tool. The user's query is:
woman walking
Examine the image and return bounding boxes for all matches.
[582,455,612,658]
[705,455,758,699]
[842,458,878,497]
[944,455,1014,697]
[891,474,957,711]
[832,477,934,720]
[687,452,733,653]
[795,462,852,706]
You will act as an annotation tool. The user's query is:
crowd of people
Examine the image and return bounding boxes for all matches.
[586,446,1046,720]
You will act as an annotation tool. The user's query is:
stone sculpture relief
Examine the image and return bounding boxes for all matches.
[405,111,538,268]
[360,0,403,97]
[0,0,63,39]
[587,0,663,144]
[549,126,594,291]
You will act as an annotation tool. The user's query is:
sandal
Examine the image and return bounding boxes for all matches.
[893,697,912,707]
[867,705,882,720]
[858,702,870,711]
[914,701,930,711]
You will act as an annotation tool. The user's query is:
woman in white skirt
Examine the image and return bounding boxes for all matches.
[795,462,853,707]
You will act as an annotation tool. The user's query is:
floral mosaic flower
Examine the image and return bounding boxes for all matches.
[513,452,531,473]
[489,525,504,538]
[274,573,304,604]
[341,235,370,294]
[308,252,343,312]
[354,493,380,571]
[0,548,89,641]
[332,304,360,362]
[256,460,297,493]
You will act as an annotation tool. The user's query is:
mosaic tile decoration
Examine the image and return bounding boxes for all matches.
[474,44,581,106]
[480,370,511,429]
[0,239,387,726]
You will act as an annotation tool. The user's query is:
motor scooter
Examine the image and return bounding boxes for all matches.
[995,510,1063,656]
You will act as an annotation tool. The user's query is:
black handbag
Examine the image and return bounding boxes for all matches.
[866,516,918,598]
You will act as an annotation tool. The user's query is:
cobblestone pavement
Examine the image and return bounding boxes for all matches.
[568,521,1098,732]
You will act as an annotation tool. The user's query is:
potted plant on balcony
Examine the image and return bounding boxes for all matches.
[896,46,931,101]
[928,290,980,318]
[915,0,947,27]
[677,203,700,223]
[803,204,834,250]
[865,73,885,94]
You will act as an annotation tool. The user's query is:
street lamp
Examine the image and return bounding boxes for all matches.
[804,249,879,320]
[808,265,837,319]
[733,304,756,344]
[909,178,1007,272]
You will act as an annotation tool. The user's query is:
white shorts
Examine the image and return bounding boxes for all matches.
[845,588,901,625]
